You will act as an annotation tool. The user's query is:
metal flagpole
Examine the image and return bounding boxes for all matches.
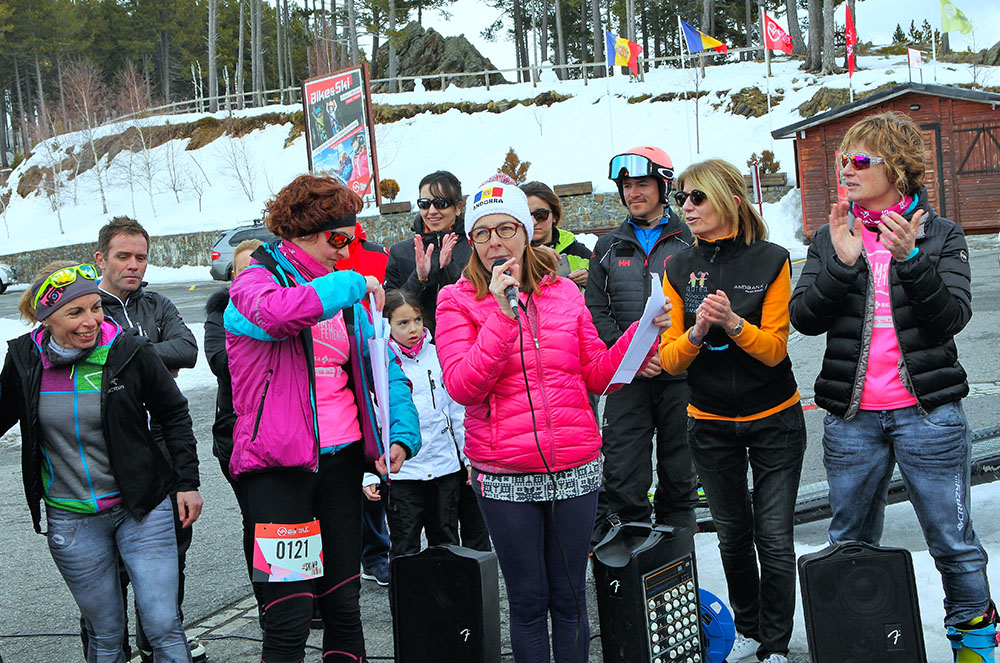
[604,28,616,155]
[762,12,774,151]
[931,0,938,82]
[678,15,695,160]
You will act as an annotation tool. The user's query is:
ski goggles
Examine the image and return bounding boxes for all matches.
[609,153,674,183]
[840,153,885,170]
[320,229,355,249]
[673,190,709,207]
[416,197,455,211]
[32,264,100,310]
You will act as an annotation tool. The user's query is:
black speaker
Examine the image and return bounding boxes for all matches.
[798,541,926,663]
[592,522,703,663]
[390,544,501,663]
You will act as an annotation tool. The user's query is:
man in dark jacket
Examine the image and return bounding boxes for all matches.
[790,111,995,657]
[586,146,699,542]
[93,216,204,662]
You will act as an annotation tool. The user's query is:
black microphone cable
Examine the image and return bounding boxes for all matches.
[513,295,587,662]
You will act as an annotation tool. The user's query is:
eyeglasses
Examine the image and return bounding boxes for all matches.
[530,208,552,222]
[608,153,674,184]
[469,222,521,244]
[33,264,99,308]
[320,230,355,249]
[416,197,454,211]
[673,190,709,207]
[840,153,885,170]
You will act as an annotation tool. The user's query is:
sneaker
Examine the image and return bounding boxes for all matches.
[361,563,389,587]
[760,655,788,663]
[726,632,761,662]
[188,636,207,662]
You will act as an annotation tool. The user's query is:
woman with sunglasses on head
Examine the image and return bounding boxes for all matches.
[384,170,473,333]
[520,181,591,288]
[225,174,420,663]
[659,159,805,663]
[790,111,996,661]
[1,261,201,663]
[435,175,671,663]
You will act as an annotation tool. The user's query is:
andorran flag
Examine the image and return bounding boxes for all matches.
[679,18,728,55]
[605,30,643,77]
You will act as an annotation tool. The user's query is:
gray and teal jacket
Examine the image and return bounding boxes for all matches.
[0,320,200,533]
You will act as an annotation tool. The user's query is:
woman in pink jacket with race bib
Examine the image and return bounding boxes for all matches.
[435,175,671,663]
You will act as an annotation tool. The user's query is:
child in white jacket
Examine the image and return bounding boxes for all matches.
[373,289,469,557]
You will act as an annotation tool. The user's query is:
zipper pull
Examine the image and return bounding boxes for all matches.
[533,337,539,349]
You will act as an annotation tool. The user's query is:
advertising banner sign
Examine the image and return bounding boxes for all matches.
[302,65,379,202]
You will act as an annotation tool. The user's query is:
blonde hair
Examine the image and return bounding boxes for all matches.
[234,238,264,257]
[18,260,80,323]
[676,159,767,244]
[840,111,926,197]
[462,226,559,300]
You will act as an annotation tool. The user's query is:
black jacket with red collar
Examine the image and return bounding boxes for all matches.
[586,210,693,382]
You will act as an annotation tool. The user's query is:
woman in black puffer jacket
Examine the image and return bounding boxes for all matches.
[789,110,996,660]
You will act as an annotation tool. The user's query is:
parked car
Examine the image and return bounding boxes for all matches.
[209,223,278,280]
[0,262,16,294]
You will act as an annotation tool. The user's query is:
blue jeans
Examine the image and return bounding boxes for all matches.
[475,490,598,663]
[687,404,806,657]
[47,497,189,663]
[823,402,991,626]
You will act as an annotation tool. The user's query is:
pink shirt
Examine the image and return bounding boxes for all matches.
[312,312,362,448]
[859,230,918,410]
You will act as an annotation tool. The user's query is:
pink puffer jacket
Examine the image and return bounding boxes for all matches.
[436,275,639,474]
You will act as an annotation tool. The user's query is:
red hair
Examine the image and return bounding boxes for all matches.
[265,174,363,239]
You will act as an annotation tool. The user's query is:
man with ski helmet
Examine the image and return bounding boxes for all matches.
[586,146,699,544]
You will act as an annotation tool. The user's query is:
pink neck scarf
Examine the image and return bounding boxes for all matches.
[852,194,913,230]
[394,329,428,359]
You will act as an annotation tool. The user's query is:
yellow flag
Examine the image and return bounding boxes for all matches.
[940,0,973,35]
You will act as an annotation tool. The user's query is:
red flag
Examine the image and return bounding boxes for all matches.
[763,12,794,54]
[845,5,857,77]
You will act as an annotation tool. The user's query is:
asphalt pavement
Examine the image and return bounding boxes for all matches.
[0,236,997,662]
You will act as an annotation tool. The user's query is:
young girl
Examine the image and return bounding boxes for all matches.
[380,289,468,557]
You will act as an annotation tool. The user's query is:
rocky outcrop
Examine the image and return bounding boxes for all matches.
[373,22,507,92]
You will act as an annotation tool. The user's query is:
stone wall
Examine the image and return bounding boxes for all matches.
[0,175,793,282]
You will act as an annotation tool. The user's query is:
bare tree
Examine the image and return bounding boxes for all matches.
[590,0,603,77]
[276,0,286,103]
[237,0,246,108]
[208,0,219,112]
[554,0,566,78]
[216,133,258,202]
[63,58,110,215]
[783,0,807,56]
[389,0,399,92]
[821,0,836,74]
[30,128,65,233]
[806,0,822,71]
[701,0,714,37]
[346,0,361,65]
[188,154,212,212]
[164,141,188,203]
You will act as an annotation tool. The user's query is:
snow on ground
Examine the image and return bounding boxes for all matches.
[5,55,997,263]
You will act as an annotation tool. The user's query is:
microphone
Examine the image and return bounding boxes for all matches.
[492,257,520,320]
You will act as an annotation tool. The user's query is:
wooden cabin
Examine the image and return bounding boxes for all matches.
[772,83,1000,238]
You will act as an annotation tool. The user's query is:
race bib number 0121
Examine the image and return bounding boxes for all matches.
[252,520,324,583]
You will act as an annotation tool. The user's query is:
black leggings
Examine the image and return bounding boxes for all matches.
[241,443,366,663]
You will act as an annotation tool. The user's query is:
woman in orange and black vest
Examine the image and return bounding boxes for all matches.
[658,159,805,663]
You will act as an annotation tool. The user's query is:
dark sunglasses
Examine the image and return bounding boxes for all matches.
[470,222,521,244]
[673,190,709,207]
[530,208,552,222]
[416,197,454,210]
[840,153,885,170]
[320,229,355,249]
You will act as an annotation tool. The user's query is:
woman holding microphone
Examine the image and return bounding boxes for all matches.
[435,175,670,663]
[658,159,805,663]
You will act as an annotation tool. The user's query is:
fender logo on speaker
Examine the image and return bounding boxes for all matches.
[885,624,904,650]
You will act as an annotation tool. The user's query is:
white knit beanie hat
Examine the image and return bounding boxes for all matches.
[464,174,534,239]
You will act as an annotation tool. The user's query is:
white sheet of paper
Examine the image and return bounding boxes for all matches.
[366,294,392,469]
[604,273,666,393]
